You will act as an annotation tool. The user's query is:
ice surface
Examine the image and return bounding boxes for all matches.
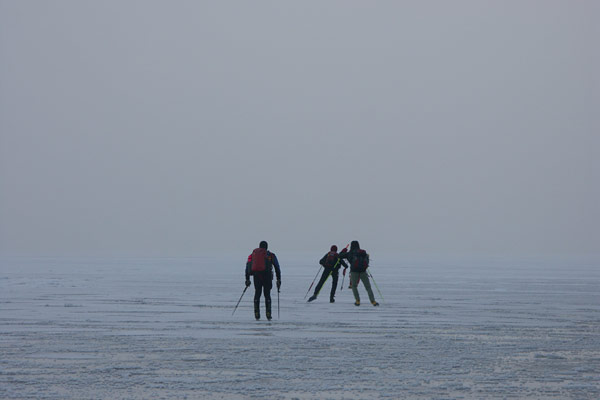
[1,254,599,399]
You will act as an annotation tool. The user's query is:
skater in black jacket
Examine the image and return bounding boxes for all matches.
[308,245,348,303]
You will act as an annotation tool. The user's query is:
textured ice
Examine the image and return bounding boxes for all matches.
[1,254,599,399]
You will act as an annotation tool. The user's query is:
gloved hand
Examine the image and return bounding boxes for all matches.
[276,280,281,290]
[245,279,251,287]
[341,248,348,253]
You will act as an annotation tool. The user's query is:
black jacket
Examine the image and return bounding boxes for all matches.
[319,251,348,270]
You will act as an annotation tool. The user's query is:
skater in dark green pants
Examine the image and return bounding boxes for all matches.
[339,241,378,307]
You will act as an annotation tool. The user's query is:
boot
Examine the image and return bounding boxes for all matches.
[354,300,360,306]
[372,301,379,306]
[330,297,335,303]
[307,295,317,302]
[254,300,260,320]
[265,299,272,321]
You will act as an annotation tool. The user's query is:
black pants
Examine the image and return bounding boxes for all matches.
[313,267,339,300]
[253,271,272,317]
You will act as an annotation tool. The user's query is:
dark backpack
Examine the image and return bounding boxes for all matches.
[322,251,338,268]
[352,249,369,272]
[251,248,270,273]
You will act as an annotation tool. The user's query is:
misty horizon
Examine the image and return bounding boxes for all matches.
[1,1,598,257]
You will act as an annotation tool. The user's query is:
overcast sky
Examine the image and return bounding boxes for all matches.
[1,1,598,257]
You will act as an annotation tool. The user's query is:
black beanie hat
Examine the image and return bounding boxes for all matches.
[259,241,268,249]
[330,245,338,252]
[350,241,360,251]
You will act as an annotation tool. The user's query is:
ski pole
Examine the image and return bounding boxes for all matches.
[232,285,249,316]
[277,287,280,320]
[368,270,384,302]
[304,266,322,299]
[337,243,351,291]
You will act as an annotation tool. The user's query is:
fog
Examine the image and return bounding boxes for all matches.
[1,1,598,256]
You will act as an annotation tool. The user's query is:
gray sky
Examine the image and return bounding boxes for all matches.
[1,0,598,256]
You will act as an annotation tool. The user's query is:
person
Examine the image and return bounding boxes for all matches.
[338,240,379,306]
[245,241,282,320]
[308,245,348,303]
